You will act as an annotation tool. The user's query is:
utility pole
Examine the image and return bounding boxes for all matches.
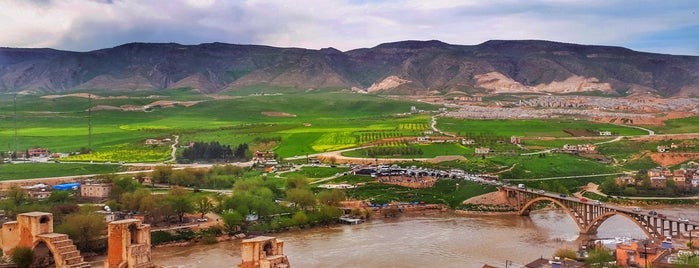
[13,93,17,158]
[642,240,649,268]
[88,93,92,152]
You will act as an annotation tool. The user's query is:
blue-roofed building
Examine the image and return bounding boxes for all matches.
[52,183,81,191]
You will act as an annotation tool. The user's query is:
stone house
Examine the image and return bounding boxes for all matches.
[416,136,430,143]
[27,190,51,200]
[27,148,49,157]
[80,183,112,199]
[672,169,689,188]
[647,168,672,178]
[461,139,475,145]
[650,176,667,188]
[510,136,521,144]
[561,143,596,153]
[475,147,490,154]
[253,151,276,163]
[616,176,636,186]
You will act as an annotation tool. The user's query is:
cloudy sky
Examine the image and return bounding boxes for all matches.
[1,0,697,55]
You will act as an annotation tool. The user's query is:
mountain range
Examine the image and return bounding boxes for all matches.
[0,40,697,97]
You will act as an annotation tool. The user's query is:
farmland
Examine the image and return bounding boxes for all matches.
[0,90,436,161]
[436,118,648,138]
[1,88,697,182]
[0,163,124,181]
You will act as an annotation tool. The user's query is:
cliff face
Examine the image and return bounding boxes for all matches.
[1,40,697,96]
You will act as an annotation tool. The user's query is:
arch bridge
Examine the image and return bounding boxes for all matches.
[501,187,699,241]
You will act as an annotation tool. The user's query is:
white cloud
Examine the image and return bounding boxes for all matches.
[0,0,695,55]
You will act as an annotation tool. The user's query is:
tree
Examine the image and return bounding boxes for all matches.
[55,208,107,252]
[292,211,308,226]
[315,205,341,224]
[226,179,280,217]
[0,200,17,217]
[286,188,315,210]
[665,179,677,195]
[48,190,72,203]
[317,189,346,206]
[6,186,29,206]
[194,196,213,219]
[165,187,193,223]
[599,177,620,194]
[10,246,33,268]
[286,177,309,189]
[50,204,80,224]
[221,211,244,234]
[623,186,638,196]
[109,177,138,201]
[148,195,174,224]
[151,165,173,184]
[120,188,152,212]
[585,246,615,268]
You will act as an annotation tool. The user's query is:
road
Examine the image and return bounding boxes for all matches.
[0,161,254,190]
[502,172,630,181]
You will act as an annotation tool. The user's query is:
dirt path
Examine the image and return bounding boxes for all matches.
[166,135,179,163]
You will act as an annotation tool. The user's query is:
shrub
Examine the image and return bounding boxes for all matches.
[151,231,174,245]
[202,234,218,245]
[11,246,33,268]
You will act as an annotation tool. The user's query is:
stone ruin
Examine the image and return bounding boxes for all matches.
[238,236,290,268]
[0,212,154,268]
[104,219,153,268]
[0,212,90,267]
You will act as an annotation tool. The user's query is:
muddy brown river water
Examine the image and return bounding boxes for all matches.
[150,206,699,268]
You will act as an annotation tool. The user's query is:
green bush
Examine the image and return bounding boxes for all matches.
[151,231,174,245]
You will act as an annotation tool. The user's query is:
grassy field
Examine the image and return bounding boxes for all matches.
[342,142,473,158]
[281,166,350,180]
[0,91,436,160]
[322,175,496,208]
[650,116,699,134]
[0,163,124,180]
[437,118,648,137]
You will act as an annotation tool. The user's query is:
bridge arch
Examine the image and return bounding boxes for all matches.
[584,211,654,239]
[518,196,585,232]
[32,238,59,267]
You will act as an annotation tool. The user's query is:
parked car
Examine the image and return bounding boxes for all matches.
[593,200,602,205]
[648,210,658,216]
[679,217,690,223]
[536,190,545,194]
[632,207,642,212]
[196,218,208,222]
[580,198,588,202]
[559,194,567,198]
[658,214,667,219]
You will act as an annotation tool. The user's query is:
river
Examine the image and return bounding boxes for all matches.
[151,206,699,268]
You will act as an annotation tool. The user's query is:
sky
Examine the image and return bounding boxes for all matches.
[0,0,697,55]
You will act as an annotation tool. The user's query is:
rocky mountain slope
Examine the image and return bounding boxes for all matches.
[0,40,697,96]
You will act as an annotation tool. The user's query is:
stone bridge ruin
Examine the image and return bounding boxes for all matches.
[1,212,153,268]
[1,212,89,267]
